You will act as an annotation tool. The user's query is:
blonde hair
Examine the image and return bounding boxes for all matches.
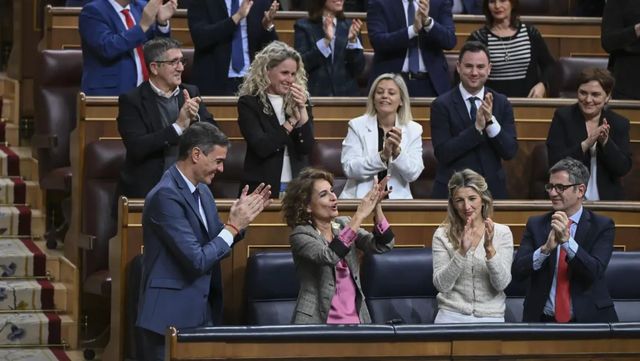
[444,169,493,249]
[366,73,413,125]
[238,41,308,116]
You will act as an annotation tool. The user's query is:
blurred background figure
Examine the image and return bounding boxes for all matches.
[294,0,365,96]
[601,0,640,100]
[340,73,424,199]
[468,0,555,98]
[432,169,513,323]
[188,0,279,95]
[237,41,315,197]
[546,68,632,201]
[283,168,394,324]
[367,0,457,97]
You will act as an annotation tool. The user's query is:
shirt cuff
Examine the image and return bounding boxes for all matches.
[485,116,501,138]
[563,237,579,259]
[407,25,418,39]
[172,123,183,135]
[346,38,363,50]
[338,226,358,246]
[157,21,170,33]
[218,228,235,247]
[375,217,390,233]
[533,247,549,271]
[315,38,332,58]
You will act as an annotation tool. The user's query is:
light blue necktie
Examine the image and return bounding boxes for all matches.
[407,1,420,73]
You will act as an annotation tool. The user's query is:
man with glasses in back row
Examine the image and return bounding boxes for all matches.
[117,37,218,201]
[512,157,618,323]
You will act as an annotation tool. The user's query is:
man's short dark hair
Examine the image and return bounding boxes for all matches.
[178,122,230,160]
[549,157,590,186]
[458,40,491,63]
[143,37,182,68]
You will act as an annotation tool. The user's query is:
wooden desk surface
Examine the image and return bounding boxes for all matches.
[45,7,605,58]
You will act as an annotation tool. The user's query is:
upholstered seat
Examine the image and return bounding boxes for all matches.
[245,252,299,325]
[209,139,246,199]
[310,139,347,195]
[550,56,608,98]
[606,252,640,322]
[361,248,438,324]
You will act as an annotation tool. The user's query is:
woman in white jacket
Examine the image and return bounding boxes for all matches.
[340,73,424,199]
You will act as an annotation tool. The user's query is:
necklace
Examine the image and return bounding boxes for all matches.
[498,36,510,62]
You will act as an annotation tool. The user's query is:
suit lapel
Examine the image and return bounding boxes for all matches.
[105,0,127,33]
[140,82,166,131]
[170,167,209,234]
[200,187,222,239]
[452,88,472,128]
[391,1,408,27]
[363,115,380,158]
[574,208,592,247]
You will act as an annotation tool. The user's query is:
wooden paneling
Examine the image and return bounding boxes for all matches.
[44,7,605,58]
[77,96,640,142]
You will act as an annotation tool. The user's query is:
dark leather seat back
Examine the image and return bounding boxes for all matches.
[519,0,569,15]
[357,52,374,96]
[528,143,549,199]
[550,56,608,98]
[410,140,437,199]
[245,252,299,325]
[209,139,246,198]
[181,48,194,84]
[361,248,438,324]
[504,251,527,322]
[446,53,458,87]
[310,139,347,195]
[82,139,125,296]
[33,49,82,190]
[606,252,640,322]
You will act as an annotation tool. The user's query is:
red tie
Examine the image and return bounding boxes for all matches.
[121,9,149,81]
[555,219,572,322]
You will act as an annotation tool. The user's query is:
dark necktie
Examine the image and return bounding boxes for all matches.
[192,188,201,205]
[121,9,149,81]
[555,219,572,323]
[468,96,478,125]
[230,0,245,72]
[407,1,419,73]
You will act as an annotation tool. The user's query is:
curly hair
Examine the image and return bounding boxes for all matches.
[444,169,493,249]
[237,41,308,117]
[282,167,334,228]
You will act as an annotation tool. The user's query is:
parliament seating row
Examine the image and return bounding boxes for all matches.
[104,197,640,360]
[246,249,640,326]
[44,7,606,59]
[166,323,640,360]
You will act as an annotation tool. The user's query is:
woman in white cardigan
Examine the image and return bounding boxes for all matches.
[339,73,424,199]
[432,169,513,323]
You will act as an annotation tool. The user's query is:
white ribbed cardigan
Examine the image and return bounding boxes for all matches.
[432,223,514,318]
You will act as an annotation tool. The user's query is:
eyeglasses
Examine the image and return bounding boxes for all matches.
[544,183,580,193]
[154,57,187,67]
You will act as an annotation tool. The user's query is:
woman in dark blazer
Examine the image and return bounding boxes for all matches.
[283,168,394,324]
[546,68,632,200]
[293,0,365,96]
[237,41,315,197]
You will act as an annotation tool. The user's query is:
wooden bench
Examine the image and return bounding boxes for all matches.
[75,95,640,141]
[44,7,605,58]
[165,324,640,360]
[102,197,640,360]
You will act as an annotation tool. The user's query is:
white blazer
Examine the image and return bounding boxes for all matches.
[340,114,425,199]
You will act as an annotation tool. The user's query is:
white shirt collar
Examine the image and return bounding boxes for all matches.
[108,0,129,13]
[175,165,197,193]
[459,83,485,102]
[149,79,180,98]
